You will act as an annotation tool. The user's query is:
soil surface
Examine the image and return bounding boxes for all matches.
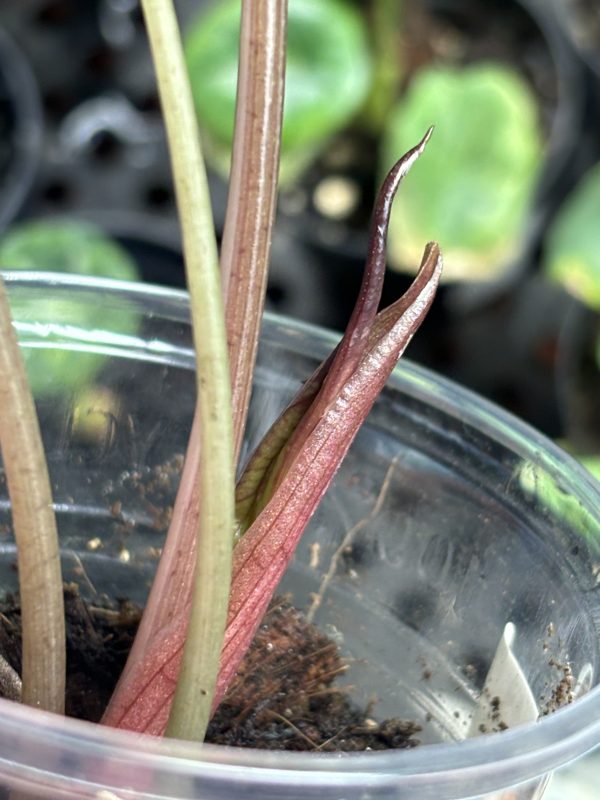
[0,587,421,752]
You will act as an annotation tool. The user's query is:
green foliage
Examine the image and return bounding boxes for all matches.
[543,162,600,312]
[0,221,140,280]
[581,456,600,484]
[184,0,372,183]
[381,63,543,281]
[0,221,140,396]
[518,460,600,541]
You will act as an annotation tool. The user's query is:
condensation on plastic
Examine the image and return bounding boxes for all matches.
[0,272,599,800]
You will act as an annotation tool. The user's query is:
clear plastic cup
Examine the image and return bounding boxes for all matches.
[0,272,599,800]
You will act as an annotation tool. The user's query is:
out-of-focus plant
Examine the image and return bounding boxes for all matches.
[381,63,543,282]
[518,460,600,540]
[0,220,140,396]
[543,163,600,474]
[184,0,372,185]
[361,0,403,135]
[581,456,600,484]
[543,162,600,314]
[0,221,140,281]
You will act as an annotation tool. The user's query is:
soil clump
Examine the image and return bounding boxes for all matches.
[0,587,421,751]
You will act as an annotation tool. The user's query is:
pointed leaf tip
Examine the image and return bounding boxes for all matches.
[379,126,433,205]
[237,135,439,531]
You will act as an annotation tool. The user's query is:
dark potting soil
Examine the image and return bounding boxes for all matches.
[0,583,141,722]
[0,587,421,752]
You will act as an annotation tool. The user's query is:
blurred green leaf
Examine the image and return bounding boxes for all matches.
[580,455,600,484]
[544,162,600,311]
[518,460,600,541]
[382,63,543,281]
[0,221,141,396]
[184,0,372,183]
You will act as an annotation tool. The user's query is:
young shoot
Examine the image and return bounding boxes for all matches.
[102,135,442,735]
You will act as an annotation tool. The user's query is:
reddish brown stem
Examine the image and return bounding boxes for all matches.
[222,0,287,463]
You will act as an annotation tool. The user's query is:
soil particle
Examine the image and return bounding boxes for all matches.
[0,591,421,751]
[543,658,575,714]
[539,627,576,715]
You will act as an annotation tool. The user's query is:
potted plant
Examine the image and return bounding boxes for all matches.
[0,1,599,798]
